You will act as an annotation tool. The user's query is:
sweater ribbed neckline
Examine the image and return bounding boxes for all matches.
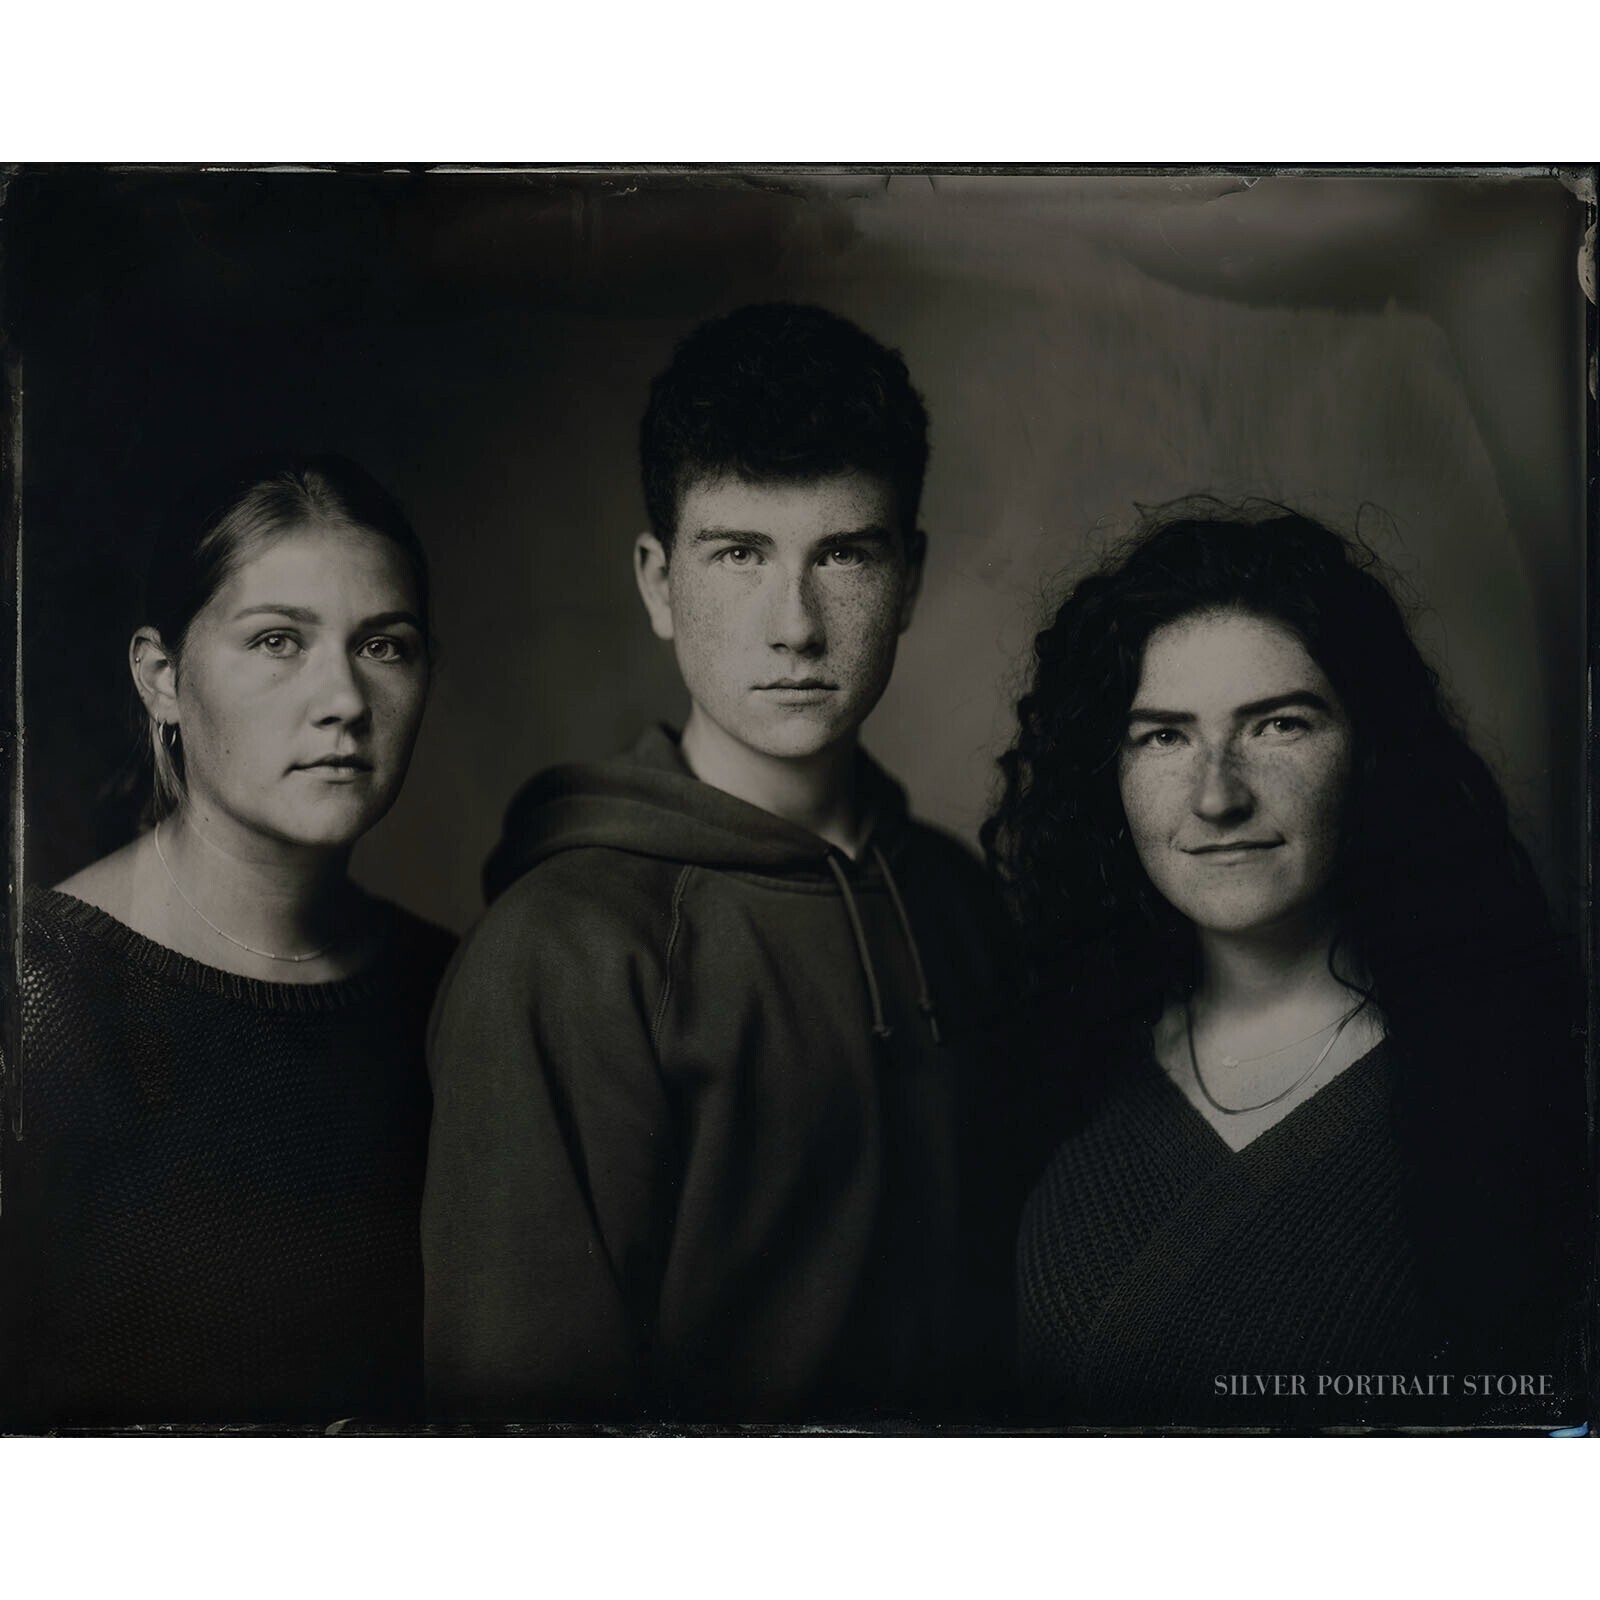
[28,888,412,1013]
[1134,1036,1392,1165]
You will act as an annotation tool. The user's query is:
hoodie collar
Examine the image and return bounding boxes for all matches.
[484,724,913,901]
[482,726,942,1045]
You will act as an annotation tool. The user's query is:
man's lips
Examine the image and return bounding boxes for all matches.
[756,680,837,691]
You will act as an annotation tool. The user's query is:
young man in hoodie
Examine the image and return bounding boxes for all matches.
[422,303,1014,1423]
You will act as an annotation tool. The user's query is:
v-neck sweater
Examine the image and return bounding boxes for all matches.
[2,890,454,1429]
[1015,1042,1473,1426]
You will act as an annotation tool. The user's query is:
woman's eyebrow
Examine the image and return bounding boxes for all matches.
[230,605,422,631]
[231,603,320,623]
[1127,690,1333,723]
[358,610,423,631]
[1234,691,1333,718]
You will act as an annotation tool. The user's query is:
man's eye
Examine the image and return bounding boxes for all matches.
[821,546,867,568]
[716,546,759,566]
[1257,715,1310,738]
[358,637,408,664]
[1133,727,1184,749]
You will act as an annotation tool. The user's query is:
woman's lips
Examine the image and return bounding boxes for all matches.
[293,757,374,782]
[1183,840,1283,861]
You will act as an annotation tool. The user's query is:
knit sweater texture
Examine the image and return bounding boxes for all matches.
[2,889,454,1429]
[1016,1041,1568,1428]
[423,726,1014,1424]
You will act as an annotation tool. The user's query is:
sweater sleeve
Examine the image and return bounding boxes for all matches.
[420,861,680,1421]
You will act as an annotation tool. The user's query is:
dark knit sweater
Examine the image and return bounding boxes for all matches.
[1,890,454,1430]
[1017,1042,1490,1428]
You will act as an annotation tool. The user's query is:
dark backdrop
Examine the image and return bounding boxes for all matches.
[7,169,1588,935]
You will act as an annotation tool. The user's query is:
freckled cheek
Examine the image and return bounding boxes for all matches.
[1118,758,1186,851]
[669,583,740,652]
[823,586,903,666]
[1304,753,1352,872]
[1258,748,1349,840]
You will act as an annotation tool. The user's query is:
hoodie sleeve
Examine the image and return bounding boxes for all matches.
[420,856,680,1421]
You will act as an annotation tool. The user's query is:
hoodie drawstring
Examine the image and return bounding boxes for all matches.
[826,854,892,1041]
[826,849,945,1047]
[871,844,943,1047]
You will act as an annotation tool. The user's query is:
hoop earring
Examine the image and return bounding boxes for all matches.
[159,720,180,753]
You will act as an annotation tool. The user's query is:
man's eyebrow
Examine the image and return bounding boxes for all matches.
[813,525,896,549]
[691,528,776,547]
[688,525,897,547]
[1125,691,1333,723]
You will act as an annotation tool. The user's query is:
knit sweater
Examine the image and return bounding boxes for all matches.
[1016,1041,1555,1428]
[1,889,454,1430]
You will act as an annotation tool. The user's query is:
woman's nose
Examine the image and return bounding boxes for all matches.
[310,648,370,726]
[1190,743,1253,822]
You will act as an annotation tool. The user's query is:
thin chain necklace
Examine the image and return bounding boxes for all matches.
[1185,996,1368,1116]
[154,819,337,964]
[1214,1008,1354,1068]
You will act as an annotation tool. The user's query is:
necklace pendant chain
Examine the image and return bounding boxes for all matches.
[1185,996,1368,1117]
[154,820,336,964]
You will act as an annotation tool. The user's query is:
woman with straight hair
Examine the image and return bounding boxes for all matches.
[984,503,1585,1427]
[3,455,454,1427]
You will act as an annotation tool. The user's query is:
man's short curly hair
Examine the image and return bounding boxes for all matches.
[639,302,929,550]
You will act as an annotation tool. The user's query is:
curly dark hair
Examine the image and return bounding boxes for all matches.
[985,501,1583,1354]
[638,302,929,550]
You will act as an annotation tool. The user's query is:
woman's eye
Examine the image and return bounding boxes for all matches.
[1135,727,1184,749]
[253,632,300,657]
[1257,715,1310,738]
[357,636,408,664]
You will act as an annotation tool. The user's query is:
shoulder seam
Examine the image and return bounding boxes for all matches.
[650,865,693,1055]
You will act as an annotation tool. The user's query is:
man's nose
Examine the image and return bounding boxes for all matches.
[767,566,825,655]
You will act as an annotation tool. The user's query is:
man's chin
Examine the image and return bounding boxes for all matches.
[742,719,858,763]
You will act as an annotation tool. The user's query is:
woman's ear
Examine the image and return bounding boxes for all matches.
[130,627,180,726]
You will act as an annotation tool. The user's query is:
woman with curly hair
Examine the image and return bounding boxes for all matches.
[984,504,1584,1426]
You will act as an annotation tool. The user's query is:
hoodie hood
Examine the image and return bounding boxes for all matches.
[484,724,914,903]
[483,726,943,1045]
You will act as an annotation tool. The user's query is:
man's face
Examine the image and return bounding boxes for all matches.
[636,470,922,764]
